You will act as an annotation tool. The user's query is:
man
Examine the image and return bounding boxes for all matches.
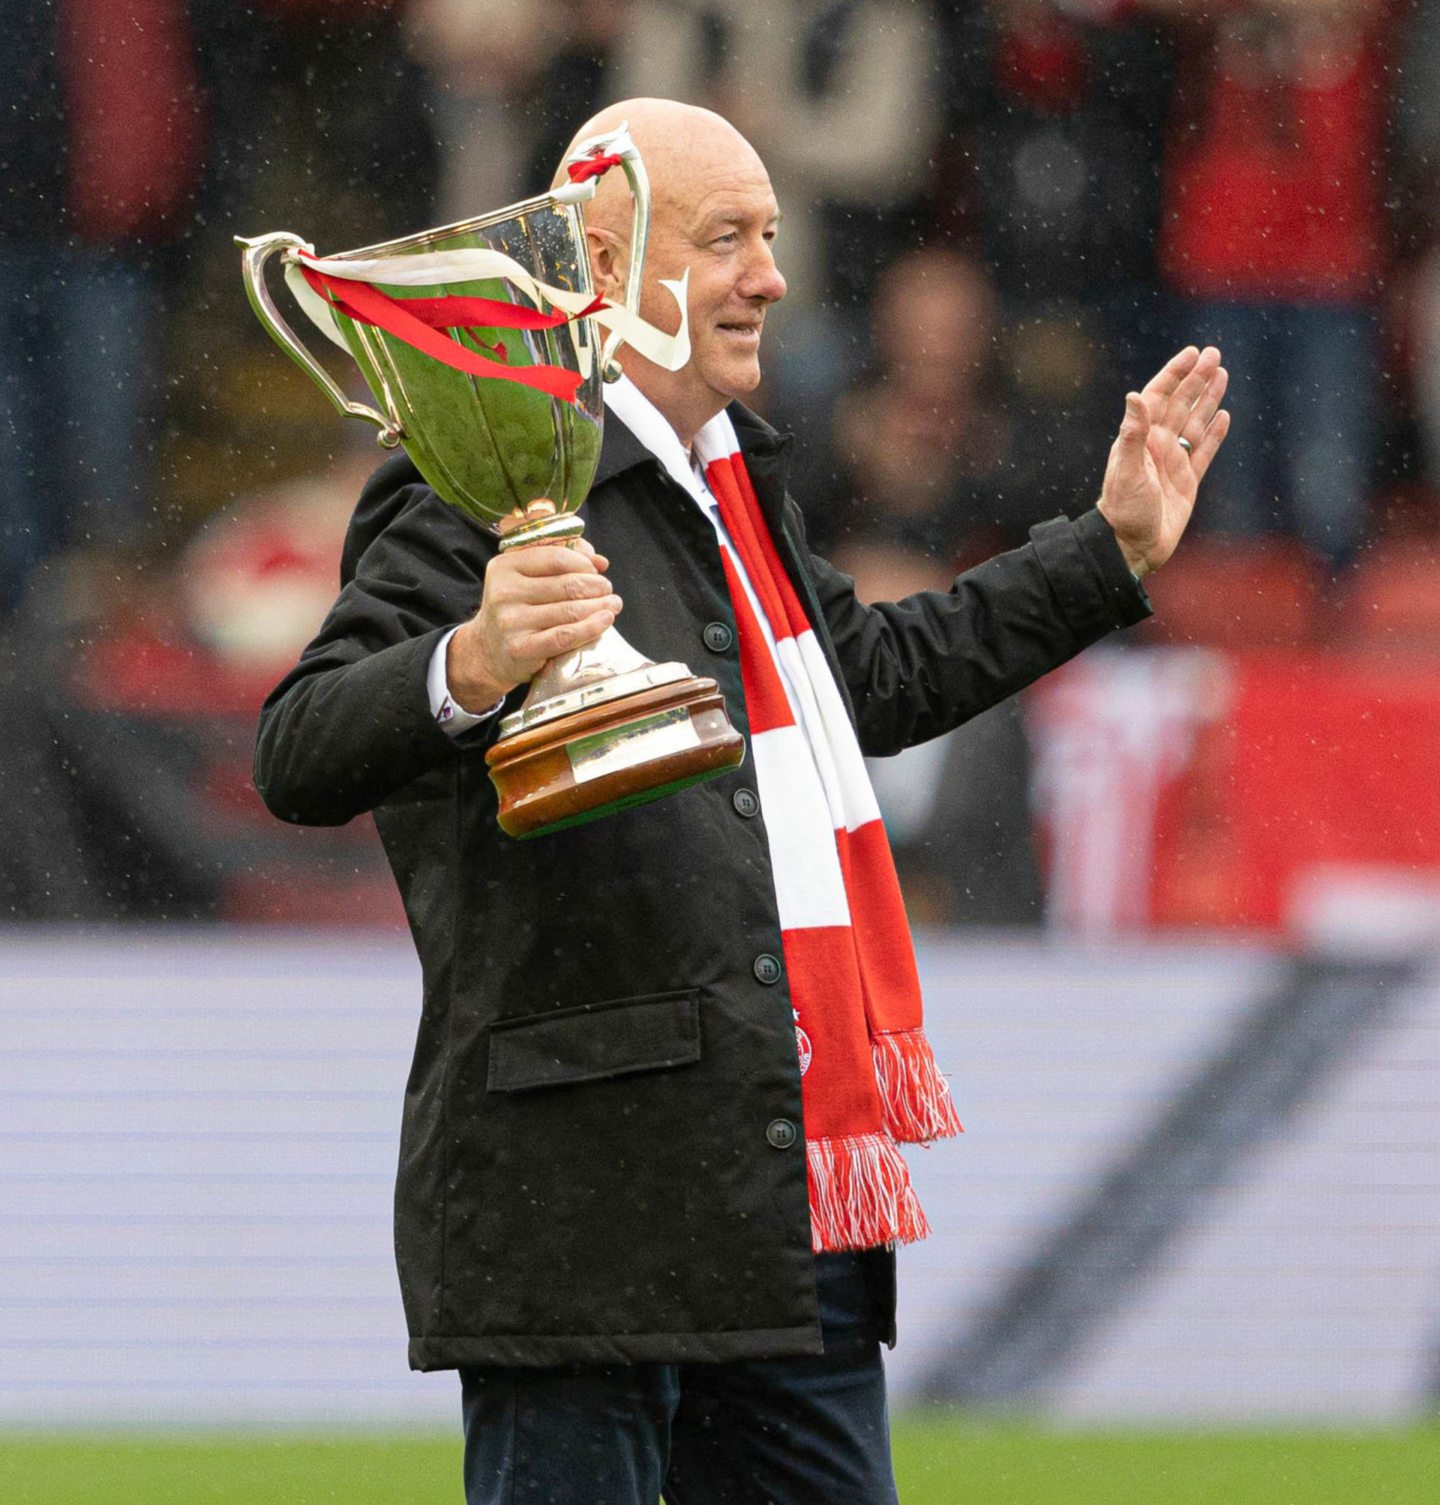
[255,99,1228,1504]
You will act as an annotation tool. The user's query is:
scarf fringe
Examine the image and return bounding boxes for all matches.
[806,1132,931,1253]
[873,1028,964,1144]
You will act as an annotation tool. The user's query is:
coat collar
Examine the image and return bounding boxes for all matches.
[591,388,794,513]
[591,404,661,489]
[727,403,795,535]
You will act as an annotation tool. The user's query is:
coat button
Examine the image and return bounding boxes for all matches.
[766,1118,797,1150]
[753,953,782,985]
[703,621,733,653]
[732,788,759,818]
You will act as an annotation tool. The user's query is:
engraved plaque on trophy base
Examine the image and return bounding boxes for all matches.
[485,677,745,839]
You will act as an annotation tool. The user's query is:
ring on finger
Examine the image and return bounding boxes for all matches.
[1178,436,1194,456]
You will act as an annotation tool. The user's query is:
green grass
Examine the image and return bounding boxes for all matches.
[1,1420,1436,1503]
[891,1418,1440,1504]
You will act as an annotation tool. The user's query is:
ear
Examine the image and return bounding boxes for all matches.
[587,227,628,303]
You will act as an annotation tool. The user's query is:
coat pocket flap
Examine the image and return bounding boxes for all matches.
[487,989,701,1093]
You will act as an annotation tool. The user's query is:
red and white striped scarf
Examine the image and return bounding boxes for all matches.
[695,413,962,1252]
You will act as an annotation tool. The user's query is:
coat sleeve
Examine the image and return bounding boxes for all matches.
[808,508,1153,757]
[253,463,498,827]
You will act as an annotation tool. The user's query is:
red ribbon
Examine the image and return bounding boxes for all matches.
[566,152,624,184]
[300,264,591,402]
[371,287,605,334]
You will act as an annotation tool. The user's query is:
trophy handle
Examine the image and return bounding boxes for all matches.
[235,231,404,448]
[560,125,653,380]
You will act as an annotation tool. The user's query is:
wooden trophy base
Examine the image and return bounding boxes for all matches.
[485,675,746,839]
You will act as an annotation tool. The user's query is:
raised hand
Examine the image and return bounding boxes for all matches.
[1098,345,1230,578]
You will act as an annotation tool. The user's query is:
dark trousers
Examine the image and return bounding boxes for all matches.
[459,1251,900,1505]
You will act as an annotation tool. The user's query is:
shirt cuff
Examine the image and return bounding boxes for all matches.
[428,626,505,735]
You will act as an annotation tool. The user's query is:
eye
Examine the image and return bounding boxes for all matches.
[712,232,738,247]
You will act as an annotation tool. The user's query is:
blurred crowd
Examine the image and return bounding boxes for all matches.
[2,0,1438,926]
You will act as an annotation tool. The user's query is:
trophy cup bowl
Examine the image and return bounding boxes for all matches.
[238,128,744,838]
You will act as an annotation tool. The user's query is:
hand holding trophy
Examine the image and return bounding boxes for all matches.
[237,126,745,838]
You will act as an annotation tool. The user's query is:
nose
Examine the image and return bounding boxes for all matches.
[742,239,787,305]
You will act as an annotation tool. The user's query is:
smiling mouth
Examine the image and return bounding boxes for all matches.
[719,323,762,337]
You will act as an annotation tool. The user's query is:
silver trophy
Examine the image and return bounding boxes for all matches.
[238,126,744,837]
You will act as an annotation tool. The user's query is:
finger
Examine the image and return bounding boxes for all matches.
[574,538,611,571]
[521,607,618,662]
[501,570,617,608]
[1188,407,1231,484]
[1180,366,1229,450]
[1158,346,1221,433]
[507,591,624,633]
[1115,391,1150,465]
[1138,345,1201,405]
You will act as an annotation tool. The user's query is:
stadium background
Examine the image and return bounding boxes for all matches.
[2,0,1438,1500]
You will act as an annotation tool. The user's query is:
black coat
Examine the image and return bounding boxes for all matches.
[253,404,1150,1369]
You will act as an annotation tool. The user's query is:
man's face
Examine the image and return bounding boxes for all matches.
[590,133,786,434]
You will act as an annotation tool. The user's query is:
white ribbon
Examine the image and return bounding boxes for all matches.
[284,245,691,374]
[283,258,352,353]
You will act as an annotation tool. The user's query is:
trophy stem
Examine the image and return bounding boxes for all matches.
[497,505,586,551]
[486,502,745,837]
[501,625,680,736]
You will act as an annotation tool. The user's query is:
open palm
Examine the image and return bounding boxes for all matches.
[1098,345,1231,578]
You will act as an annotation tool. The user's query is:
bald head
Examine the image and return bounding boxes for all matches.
[555,99,767,245]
